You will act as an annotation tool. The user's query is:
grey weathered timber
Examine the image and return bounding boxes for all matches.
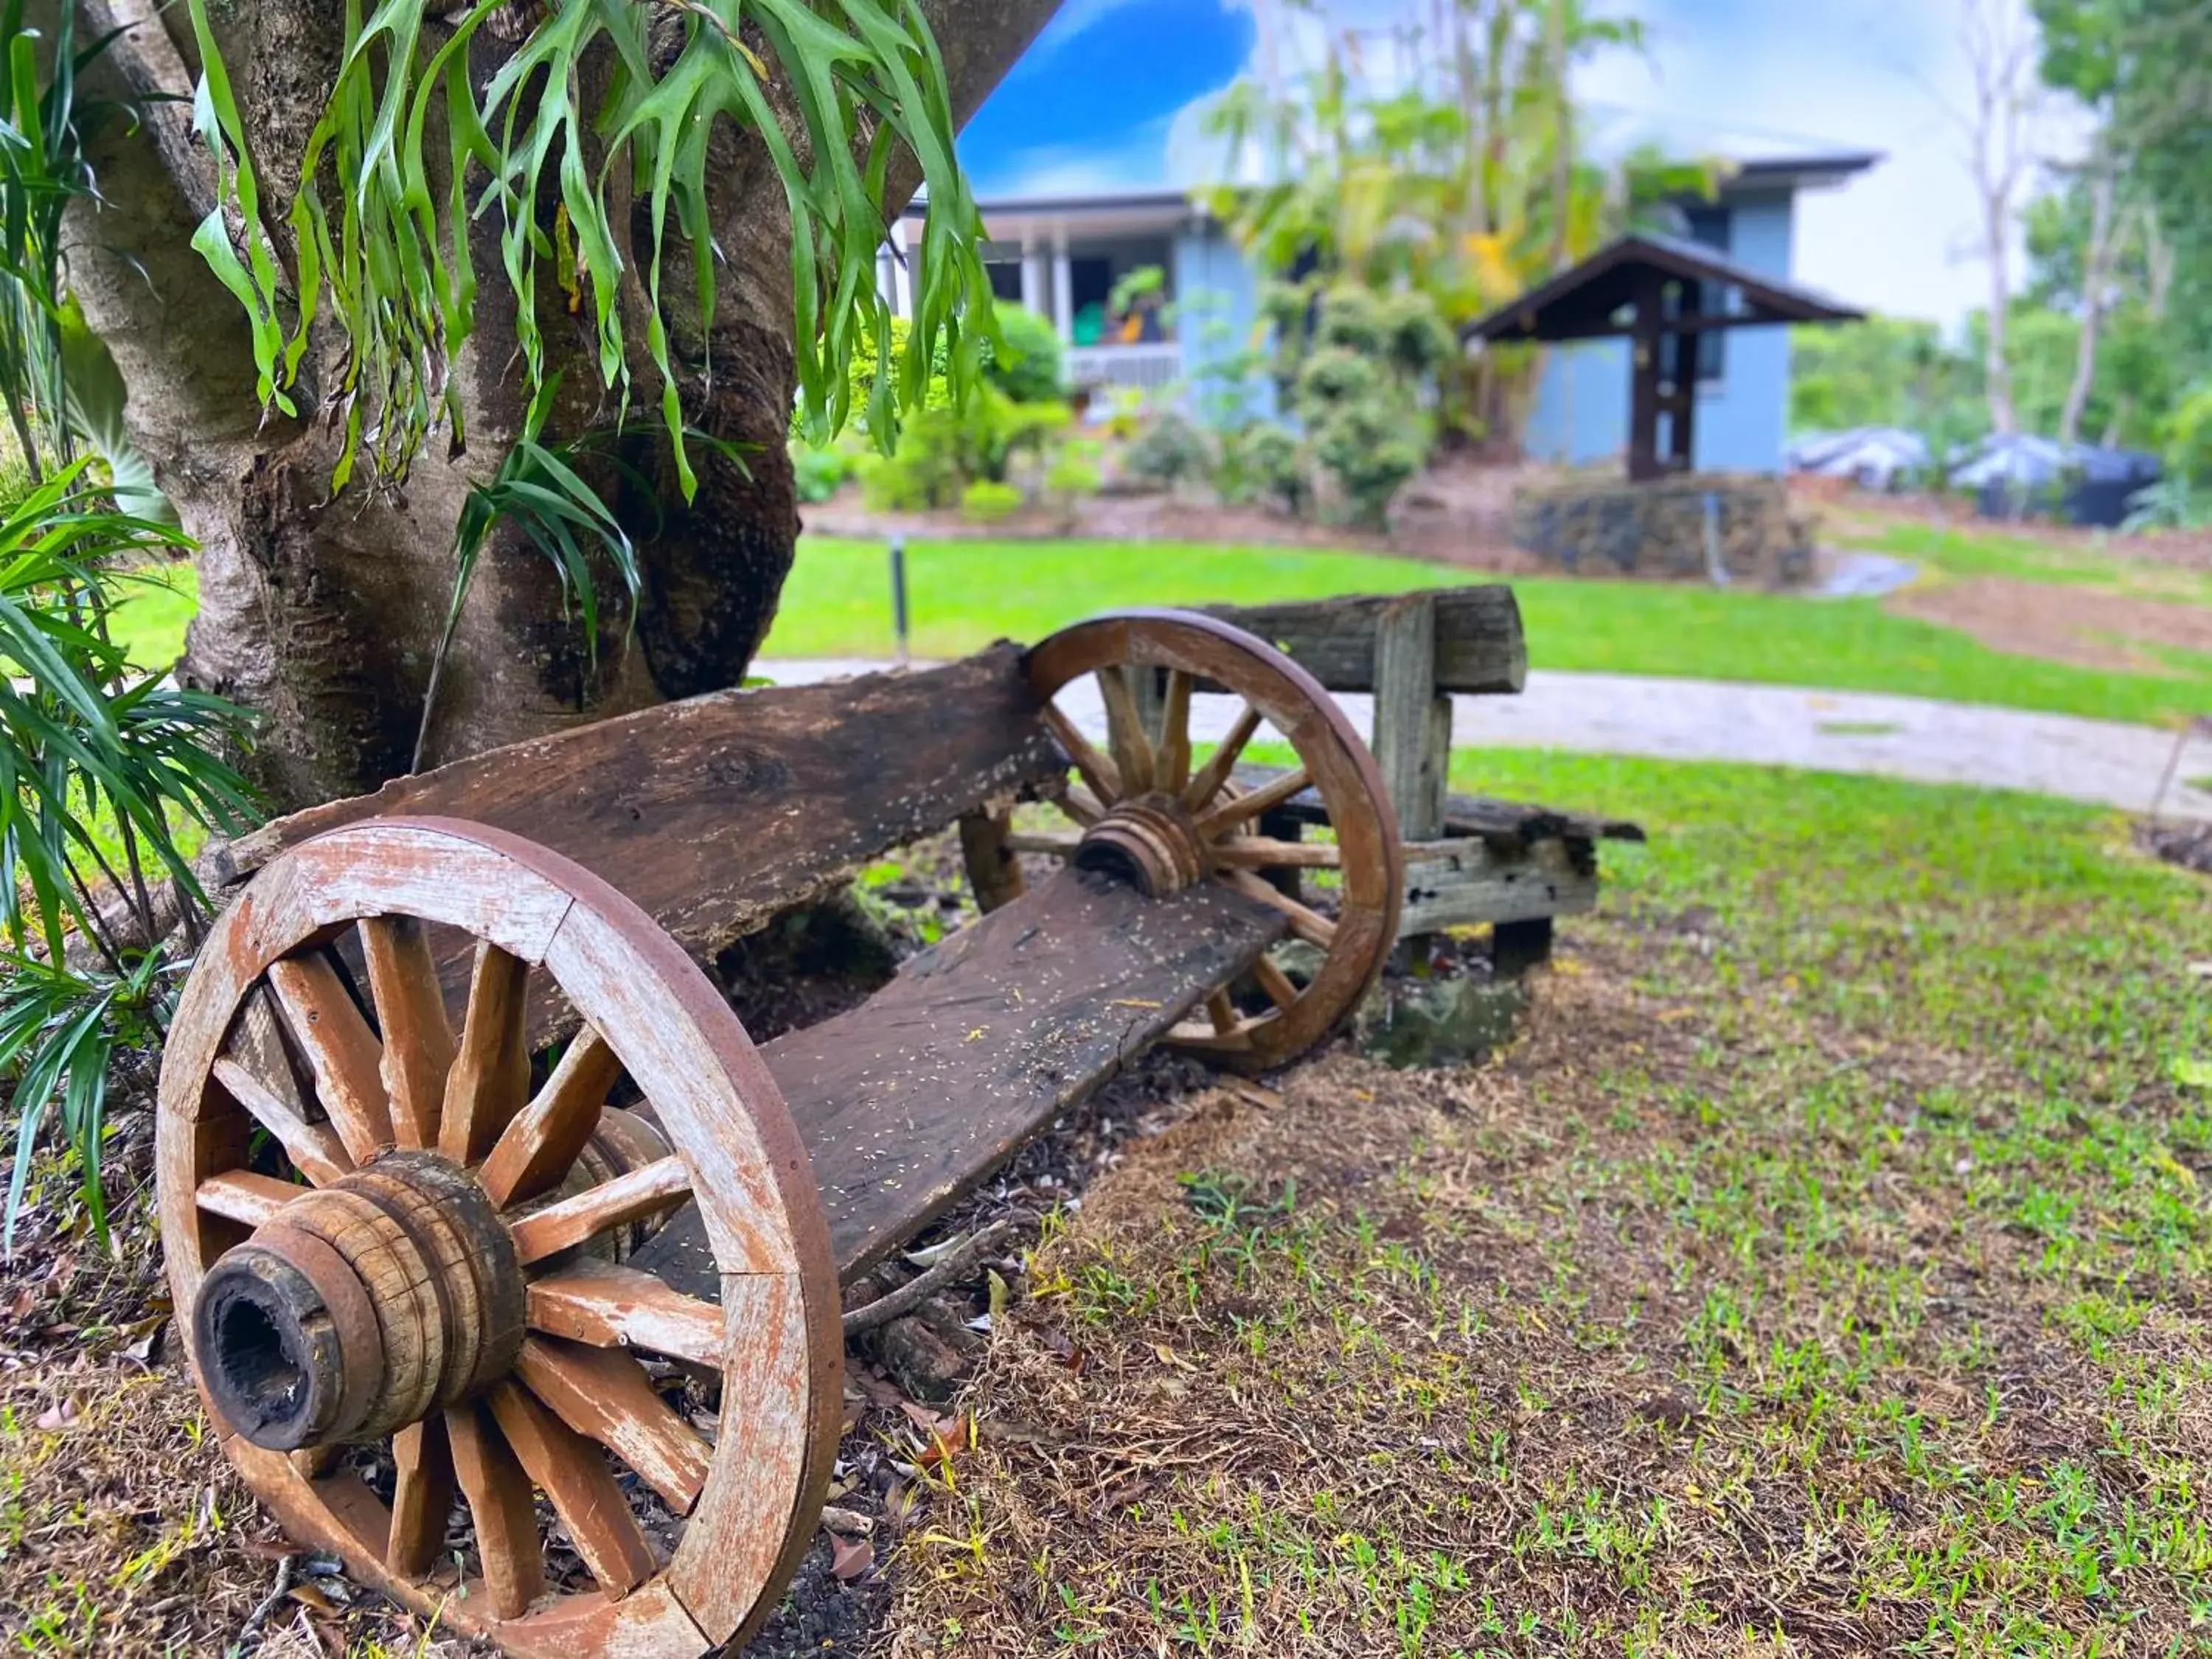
[633,867,1287,1293]
[1399,837,1597,936]
[1370,594,1450,844]
[1202,585,1525,695]
[209,652,1062,971]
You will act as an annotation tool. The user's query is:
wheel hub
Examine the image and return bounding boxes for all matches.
[1074,793,1208,896]
[194,1150,525,1451]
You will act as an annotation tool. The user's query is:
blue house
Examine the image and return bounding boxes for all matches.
[890,150,1876,473]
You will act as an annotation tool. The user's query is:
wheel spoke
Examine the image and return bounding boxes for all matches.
[1180,703,1266,811]
[359,916,457,1151]
[439,943,533,1166]
[525,1258,726,1368]
[1155,668,1194,792]
[1040,700,1121,804]
[1211,835,1340,870]
[510,1156,691,1266]
[267,954,394,1164]
[1004,830,1082,859]
[212,1055,352,1186]
[445,1401,545,1619]
[515,1335,714,1515]
[487,1380,658,1598]
[1206,990,1239,1036]
[195,1169,302,1227]
[387,1416,457,1579]
[1219,867,1338,950]
[479,1029,625,1211]
[1253,953,1302,1012]
[1055,785,1105,827]
[1194,765,1312,838]
[1096,664,1155,793]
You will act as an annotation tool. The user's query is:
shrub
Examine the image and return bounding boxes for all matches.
[855,385,1073,509]
[1216,421,1307,514]
[984,305,1064,403]
[1124,410,1211,489]
[791,439,852,504]
[1044,448,1102,503]
[959,479,1023,522]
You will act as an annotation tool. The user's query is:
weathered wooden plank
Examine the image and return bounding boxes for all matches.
[633,868,1287,1293]
[1397,837,1598,935]
[207,652,1062,970]
[1231,763,1642,850]
[1370,594,1448,844]
[1203,586,1526,695]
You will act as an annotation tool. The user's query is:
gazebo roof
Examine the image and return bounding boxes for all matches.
[1461,232,1863,344]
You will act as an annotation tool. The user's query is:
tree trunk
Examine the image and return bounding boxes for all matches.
[61,0,1055,813]
[2058,162,2116,449]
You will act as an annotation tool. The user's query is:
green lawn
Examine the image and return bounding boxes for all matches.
[902,752,2212,1652]
[1832,512,2212,605]
[106,560,195,671]
[771,535,2212,726]
[117,538,2212,726]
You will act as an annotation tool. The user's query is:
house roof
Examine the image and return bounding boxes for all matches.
[1459,232,1865,344]
[1724,151,1881,193]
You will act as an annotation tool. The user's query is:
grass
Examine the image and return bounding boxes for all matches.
[769,536,2212,727]
[894,754,2212,1654]
[102,560,193,672]
[1827,508,2212,606]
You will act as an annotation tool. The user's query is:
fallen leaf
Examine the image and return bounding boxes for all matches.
[33,1398,76,1432]
[830,1535,874,1581]
[987,1269,1010,1319]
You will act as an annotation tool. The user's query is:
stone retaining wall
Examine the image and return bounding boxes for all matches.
[1509,474,1816,587]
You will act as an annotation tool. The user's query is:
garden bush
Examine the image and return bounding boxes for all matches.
[1124,410,1212,489]
[959,479,1023,522]
[984,305,1065,403]
[791,439,854,504]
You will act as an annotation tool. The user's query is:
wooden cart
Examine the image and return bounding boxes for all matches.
[157,610,1413,1656]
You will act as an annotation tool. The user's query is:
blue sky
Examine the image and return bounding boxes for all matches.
[957,0,2088,329]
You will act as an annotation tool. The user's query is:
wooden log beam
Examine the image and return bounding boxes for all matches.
[1200,587,1525,695]
[633,868,1287,1291]
[1397,837,1598,936]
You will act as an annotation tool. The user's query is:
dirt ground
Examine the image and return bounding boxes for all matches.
[1886,574,2212,674]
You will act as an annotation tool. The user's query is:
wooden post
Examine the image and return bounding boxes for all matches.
[1372,594,1450,961]
[958,810,1026,914]
[1627,270,1665,484]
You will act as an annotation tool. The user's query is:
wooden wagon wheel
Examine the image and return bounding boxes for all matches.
[156,818,841,1658]
[973,609,1402,1070]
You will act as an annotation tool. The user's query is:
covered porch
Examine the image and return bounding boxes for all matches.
[893,189,1205,392]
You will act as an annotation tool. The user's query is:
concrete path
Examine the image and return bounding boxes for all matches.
[757,658,2212,822]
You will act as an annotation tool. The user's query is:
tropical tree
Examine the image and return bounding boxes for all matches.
[1200,0,1717,446]
[49,0,1056,813]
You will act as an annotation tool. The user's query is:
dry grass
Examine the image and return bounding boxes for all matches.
[885,757,2212,1658]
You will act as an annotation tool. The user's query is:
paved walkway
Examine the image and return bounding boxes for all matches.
[757,659,2212,822]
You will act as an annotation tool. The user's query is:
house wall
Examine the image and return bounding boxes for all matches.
[1519,188,1799,474]
[1174,223,1275,422]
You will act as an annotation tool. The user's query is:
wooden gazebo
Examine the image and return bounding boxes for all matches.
[1463,233,1863,482]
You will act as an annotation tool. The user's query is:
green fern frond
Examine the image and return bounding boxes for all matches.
[184,0,989,498]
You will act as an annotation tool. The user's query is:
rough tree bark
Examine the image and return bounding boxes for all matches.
[2057,160,2115,449]
[58,0,1056,812]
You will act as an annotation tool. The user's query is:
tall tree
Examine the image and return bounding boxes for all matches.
[50,0,1055,813]
[1955,0,2042,438]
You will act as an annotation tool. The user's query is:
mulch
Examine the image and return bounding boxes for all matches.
[2137,815,2212,875]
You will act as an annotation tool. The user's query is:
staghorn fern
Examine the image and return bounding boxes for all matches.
[179,0,991,498]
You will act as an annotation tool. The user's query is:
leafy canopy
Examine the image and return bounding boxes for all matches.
[181,0,995,497]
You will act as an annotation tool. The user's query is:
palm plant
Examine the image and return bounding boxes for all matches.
[0,10,257,1248]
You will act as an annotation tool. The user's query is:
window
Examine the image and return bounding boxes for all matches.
[984,261,1023,303]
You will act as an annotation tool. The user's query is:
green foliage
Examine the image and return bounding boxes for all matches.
[1268,283,1443,526]
[1787,316,1973,439]
[958,478,1022,524]
[1214,422,1307,515]
[1043,446,1102,504]
[1123,410,1212,490]
[856,383,1070,509]
[984,305,1065,403]
[0,465,258,1248]
[179,0,994,493]
[791,439,855,504]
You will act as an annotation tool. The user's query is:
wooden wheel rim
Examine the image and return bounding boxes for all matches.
[156,818,841,1657]
[1022,610,1403,1068]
